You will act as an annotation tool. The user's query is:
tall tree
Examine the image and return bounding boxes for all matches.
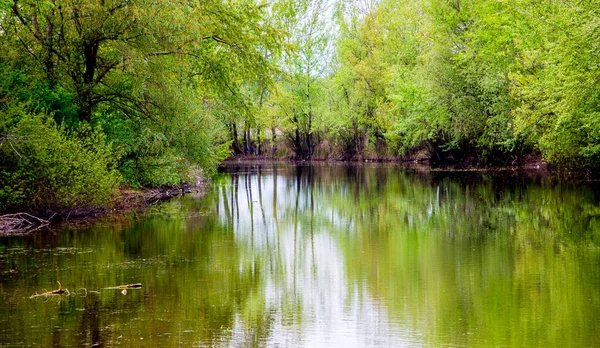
[275,0,331,159]
[0,0,285,194]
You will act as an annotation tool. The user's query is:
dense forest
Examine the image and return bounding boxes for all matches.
[1,0,599,211]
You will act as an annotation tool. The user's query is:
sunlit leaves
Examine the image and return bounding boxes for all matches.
[1,0,286,187]
[321,0,600,169]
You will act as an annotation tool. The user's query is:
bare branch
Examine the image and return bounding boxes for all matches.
[0,212,52,234]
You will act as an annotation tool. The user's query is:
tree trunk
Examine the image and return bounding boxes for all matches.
[256,126,261,156]
[231,123,243,154]
[271,126,277,158]
[244,124,252,155]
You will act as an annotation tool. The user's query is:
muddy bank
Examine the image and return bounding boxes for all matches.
[223,154,550,172]
[225,151,548,167]
[0,180,207,234]
[221,155,600,181]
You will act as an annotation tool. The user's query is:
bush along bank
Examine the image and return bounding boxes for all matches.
[0,105,210,232]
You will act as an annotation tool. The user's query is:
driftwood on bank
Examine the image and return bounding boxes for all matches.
[0,212,53,233]
[1,178,206,234]
[115,184,197,209]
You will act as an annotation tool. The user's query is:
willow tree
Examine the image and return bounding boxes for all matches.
[328,0,396,159]
[508,0,600,169]
[1,0,283,185]
[0,0,284,211]
[272,0,331,160]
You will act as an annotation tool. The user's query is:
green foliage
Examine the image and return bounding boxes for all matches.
[268,0,332,159]
[0,0,285,211]
[0,105,120,210]
[311,0,600,168]
[325,2,392,158]
[509,0,600,169]
[0,64,79,126]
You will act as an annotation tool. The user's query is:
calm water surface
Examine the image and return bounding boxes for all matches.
[1,163,600,347]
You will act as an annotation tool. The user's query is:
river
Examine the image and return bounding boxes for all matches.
[1,163,599,347]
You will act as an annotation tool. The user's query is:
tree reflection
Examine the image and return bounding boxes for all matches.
[1,164,599,346]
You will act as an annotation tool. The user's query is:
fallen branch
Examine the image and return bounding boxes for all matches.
[115,185,195,208]
[103,283,142,290]
[30,281,70,298]
[0,212,53,233]
[104,283,142,296]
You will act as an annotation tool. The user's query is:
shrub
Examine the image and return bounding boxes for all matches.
[0,105,120,210]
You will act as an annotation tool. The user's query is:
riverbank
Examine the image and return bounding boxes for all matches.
[0,155,582,234]
[0,180,207,234]
[223,153,551,172]
[223,151,600,180]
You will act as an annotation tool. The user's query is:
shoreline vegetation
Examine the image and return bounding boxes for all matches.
[1,0,599,228]
[0,180,206,234]
[0,158,550,234]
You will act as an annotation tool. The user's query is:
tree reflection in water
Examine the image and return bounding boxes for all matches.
[1,163,599,347]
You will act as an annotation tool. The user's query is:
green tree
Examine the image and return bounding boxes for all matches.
[509,0,600,170]
[1,0,284,194]
[275,0,331,159]
[328,0,393,159]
